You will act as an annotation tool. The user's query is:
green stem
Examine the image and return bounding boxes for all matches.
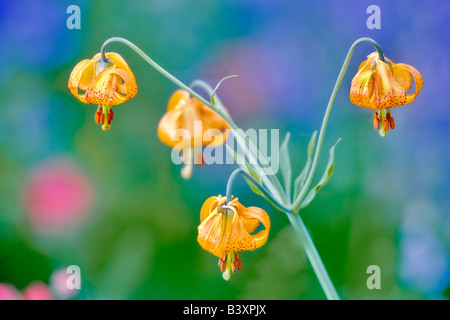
[287,212,340,300]
[293,37,384,212]
[101,37,287,203]
[226,168,292,213]
[100,36,385,301]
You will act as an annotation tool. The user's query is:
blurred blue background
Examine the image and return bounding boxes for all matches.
[0,0,449,299]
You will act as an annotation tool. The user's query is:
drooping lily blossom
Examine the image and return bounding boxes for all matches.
[68,52,137,130]
[198,195,270,280]
[350,52,422,136]
[157,90,229,179]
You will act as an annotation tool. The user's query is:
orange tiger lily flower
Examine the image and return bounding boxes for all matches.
[158,90,229,179]
[350,52,423,136]
[68,52,137,131]
[198,195,270,280]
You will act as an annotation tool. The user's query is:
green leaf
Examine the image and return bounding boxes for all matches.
[279,132,292,200]
[294,130,317,198]
[210,75,238,105]
[299,137,341,210]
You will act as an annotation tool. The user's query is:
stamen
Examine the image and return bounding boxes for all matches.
[218,257,226,272]
[373,112,380,130]
[234,253,242,271]
[95,106,102,124]
[389,117,395,129]
[382,119,390,132]
[231,262,236,274]
[222,252,233,281]
[101,106,111,131]
[236,258,242,271]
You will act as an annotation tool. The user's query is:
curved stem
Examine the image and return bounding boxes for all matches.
[293,37,384,212]
[287,212,340,300]
[101,37,287,203]
[226,168,292,213]
[100,38,229,119]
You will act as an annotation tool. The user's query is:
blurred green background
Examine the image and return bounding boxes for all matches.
[0,0,449,300]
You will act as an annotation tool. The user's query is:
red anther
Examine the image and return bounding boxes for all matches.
[218,258,225,272]
[236,259,242,271]
[100,113,105,125]
[373,119,380,130]
[231,262,236,274]
[95,111,101,124]
[383,119,390,132]
[373,112,379,122]
[389,117,395,129]
[110,109,114,120]
[373,112,380,130]
[386,112,391,121]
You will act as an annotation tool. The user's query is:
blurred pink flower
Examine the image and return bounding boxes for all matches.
[23,281,53,300]
[0,283,23,300]
[0,281,53,300]
[23,159,95,231]
[50,269,78,299]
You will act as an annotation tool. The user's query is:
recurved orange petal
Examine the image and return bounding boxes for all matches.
[167,90,191,112]
[224,208,257,253]
[85,68,117,106]
[110,68,138,105]
[106,52,134,76]
[157,106,202,149]
[197,208,230,257]
[374,60,407,109]
[200,196,224,223]
[392,64,413,92]
[191,98,229,146]
[240,206,270,249]
[350,70,376,109]
[68,59,93,103]
[392,63,423,104]
[229,199,260,233]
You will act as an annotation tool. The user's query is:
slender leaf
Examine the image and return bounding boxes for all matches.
[294,130,317,198]
[299,138,341,210]
[279,132,292,200]
[210,75,238,105]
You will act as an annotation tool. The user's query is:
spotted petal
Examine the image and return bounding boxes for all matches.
[350,70,376,109]
[374,60,407,109]
[85,68,117,106]
[68,59,94,103]
[392,63,423,104]
[240,206,270,249]
[197,208,230,257]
